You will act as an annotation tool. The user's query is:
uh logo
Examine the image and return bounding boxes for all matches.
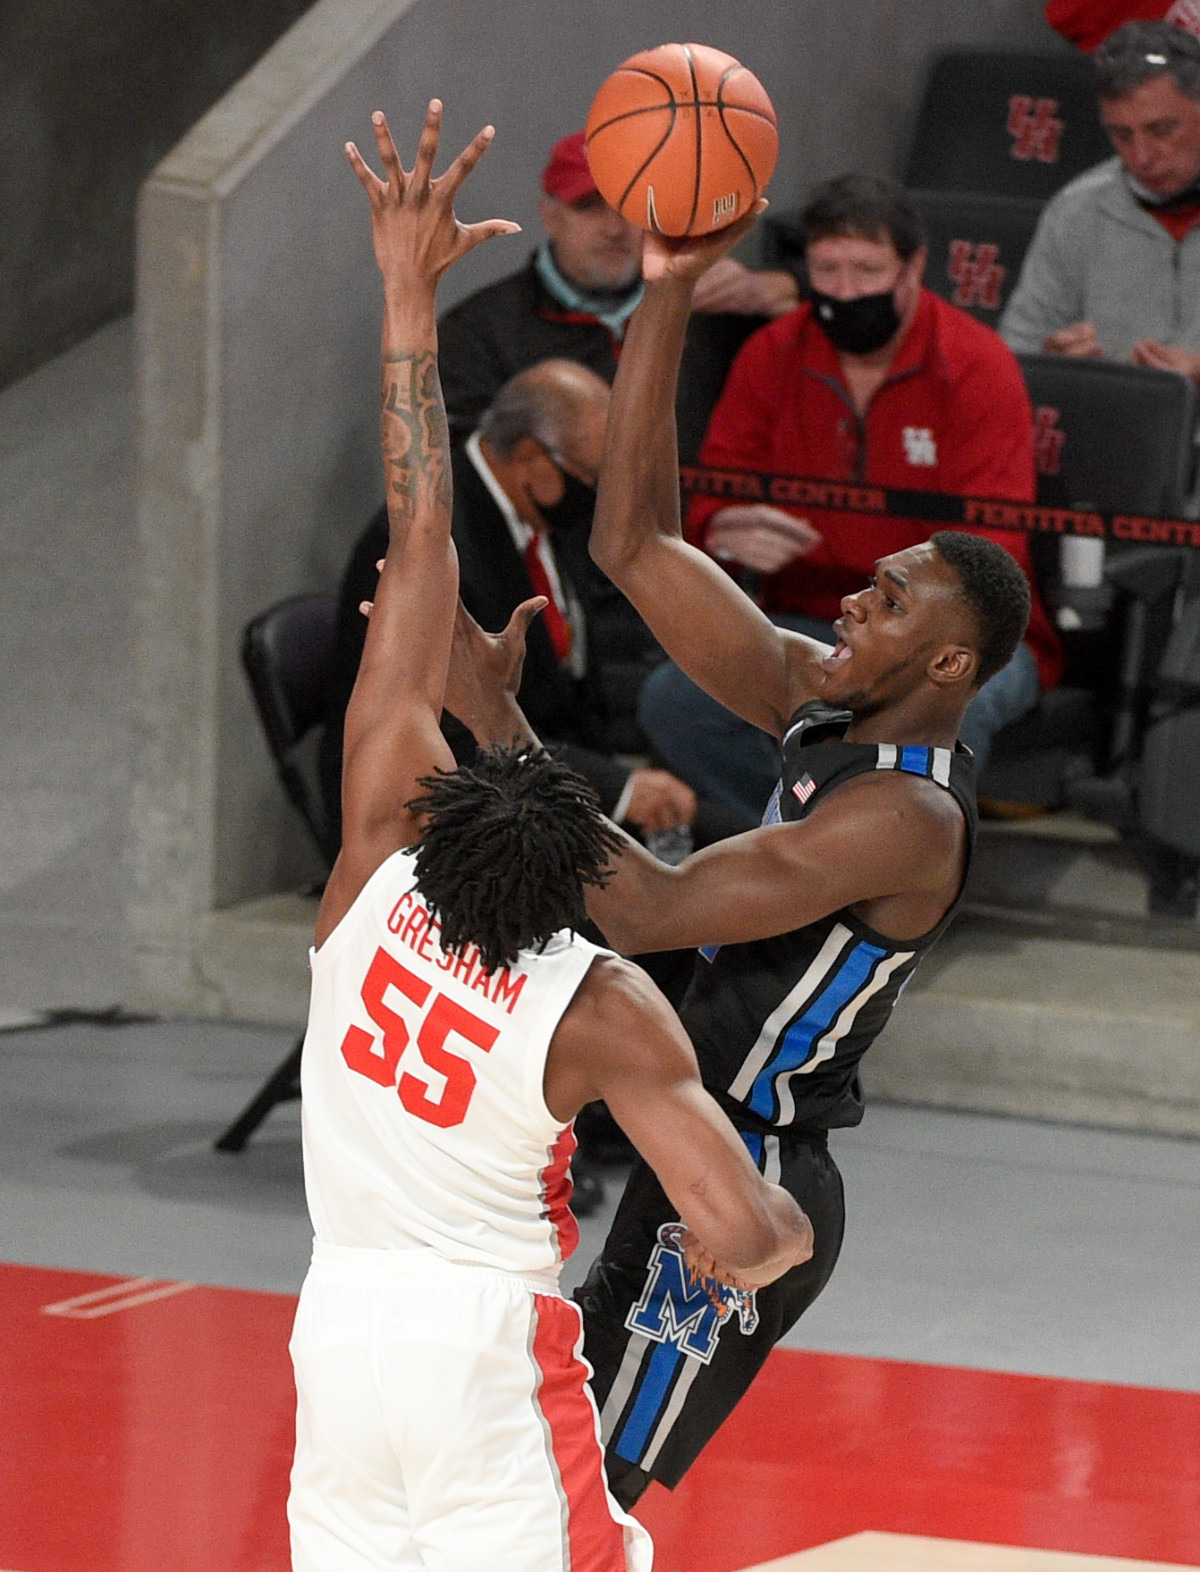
[624,1222,759,1362]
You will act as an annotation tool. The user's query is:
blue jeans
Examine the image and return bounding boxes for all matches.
[637,616,1042,822]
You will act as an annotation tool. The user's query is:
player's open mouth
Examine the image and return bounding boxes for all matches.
[821,639,852,673]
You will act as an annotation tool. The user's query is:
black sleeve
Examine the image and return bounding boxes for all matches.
[438,296,516,444]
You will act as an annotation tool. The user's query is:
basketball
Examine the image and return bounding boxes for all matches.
[584,43,778,238]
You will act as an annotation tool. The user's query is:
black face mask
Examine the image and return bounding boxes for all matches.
[539,470,597,533]
[810,285,902,355]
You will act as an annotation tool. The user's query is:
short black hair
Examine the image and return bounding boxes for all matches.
[800,174,926,261]
[930,531,1031,688]
[1094,20,1200,103]
[407,744,623,975]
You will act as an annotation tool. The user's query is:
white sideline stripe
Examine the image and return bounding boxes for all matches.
[736,1530,1194,1570]
[42,1277,195,1319]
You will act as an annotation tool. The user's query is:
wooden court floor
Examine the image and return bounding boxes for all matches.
[2,1261,1197,1572]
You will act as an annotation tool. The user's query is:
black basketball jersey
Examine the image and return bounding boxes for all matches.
[679,703,977,1134]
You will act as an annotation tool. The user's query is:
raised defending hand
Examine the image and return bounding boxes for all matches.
[641,199,767,287]
[344,100,521,288]
[443,595,547,748]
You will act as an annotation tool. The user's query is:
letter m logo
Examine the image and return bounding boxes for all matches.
[624,1223,759,1363]
[1007,96,1064,163]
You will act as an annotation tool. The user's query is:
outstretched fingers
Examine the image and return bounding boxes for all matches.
[408,99,443,195]
[505,594,548,637]
[344,138,386,197]
[370,109,406,197]
[436,122,496,199]
[460,216,524,249]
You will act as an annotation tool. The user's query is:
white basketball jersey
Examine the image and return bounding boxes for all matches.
[300,846,605,1276]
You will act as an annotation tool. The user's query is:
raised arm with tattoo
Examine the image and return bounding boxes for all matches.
[315,103,519,949]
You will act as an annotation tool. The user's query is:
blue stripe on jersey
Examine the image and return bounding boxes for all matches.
[613,1337,681,1463]
[747,938,889,1120]
[900,745,931,776]
[740,1129,764,1166]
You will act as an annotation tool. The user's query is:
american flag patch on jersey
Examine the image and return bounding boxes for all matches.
[792,772,817,805]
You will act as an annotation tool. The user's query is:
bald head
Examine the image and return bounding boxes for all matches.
[477,360,610,472]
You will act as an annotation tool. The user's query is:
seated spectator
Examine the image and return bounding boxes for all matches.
[437,130,801,463]
[1046,0,1200,52]
[1002,22,1200,384]
[638,175,1063,824]
[319,359,751,849]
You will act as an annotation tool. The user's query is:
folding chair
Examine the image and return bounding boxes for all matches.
[214,593,338,1154]
[904,49,1113,202]
[981,357,1197,840]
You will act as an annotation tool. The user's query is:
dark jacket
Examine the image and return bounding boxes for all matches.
[319,447,634,839]
[437,252,767,465]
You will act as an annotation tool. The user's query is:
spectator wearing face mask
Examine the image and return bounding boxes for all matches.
[634,174,1063,824]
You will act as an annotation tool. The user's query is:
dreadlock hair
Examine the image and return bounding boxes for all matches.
[930,531,1031,689]
[406,743,625,976]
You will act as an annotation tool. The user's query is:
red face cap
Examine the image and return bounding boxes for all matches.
[541,131,599,204]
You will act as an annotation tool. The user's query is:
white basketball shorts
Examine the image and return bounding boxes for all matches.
[289,1241,653,1571]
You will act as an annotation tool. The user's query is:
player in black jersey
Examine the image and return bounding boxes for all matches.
[448,199,1033,1509]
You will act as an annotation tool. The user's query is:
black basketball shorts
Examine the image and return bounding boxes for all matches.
[574,1126,846,1510]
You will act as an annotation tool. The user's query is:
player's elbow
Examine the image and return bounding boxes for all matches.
[589,515,632,579]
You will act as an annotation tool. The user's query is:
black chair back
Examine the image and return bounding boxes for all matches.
[241,593,338,861]
[904,50,1112,201]
[1017,354,1196,514]
[912,190,1044,325]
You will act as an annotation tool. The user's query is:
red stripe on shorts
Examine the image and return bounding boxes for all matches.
[532,1294,628,1572]
[541,1122,580,1262]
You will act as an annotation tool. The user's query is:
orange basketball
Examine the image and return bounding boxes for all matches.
[585,43,778,238]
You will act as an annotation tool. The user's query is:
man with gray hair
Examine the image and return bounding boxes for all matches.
[321,358,711,853]
[1001,19,1200,383]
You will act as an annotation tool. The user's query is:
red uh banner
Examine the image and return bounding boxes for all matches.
[1033,406,1066,477]
[1007,95,1065,162]
[947,240,1005,311]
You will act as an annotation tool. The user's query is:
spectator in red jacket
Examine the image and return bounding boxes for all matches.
[1046,0,1200,52]
[637,175,1063,822]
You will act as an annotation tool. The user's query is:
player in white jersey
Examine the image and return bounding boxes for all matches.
[287,101,815,1572]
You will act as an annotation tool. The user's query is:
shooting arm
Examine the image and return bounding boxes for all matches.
[589,229,825,738]
[586,771,965,954]
[316,105,519,946]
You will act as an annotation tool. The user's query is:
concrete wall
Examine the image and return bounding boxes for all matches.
[0,0,317,390]
[130,0,1057,1015]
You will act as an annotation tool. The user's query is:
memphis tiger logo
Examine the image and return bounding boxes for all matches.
[624,1222,759,1362]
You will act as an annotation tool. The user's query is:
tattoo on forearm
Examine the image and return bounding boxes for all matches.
[380,351,452,532]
